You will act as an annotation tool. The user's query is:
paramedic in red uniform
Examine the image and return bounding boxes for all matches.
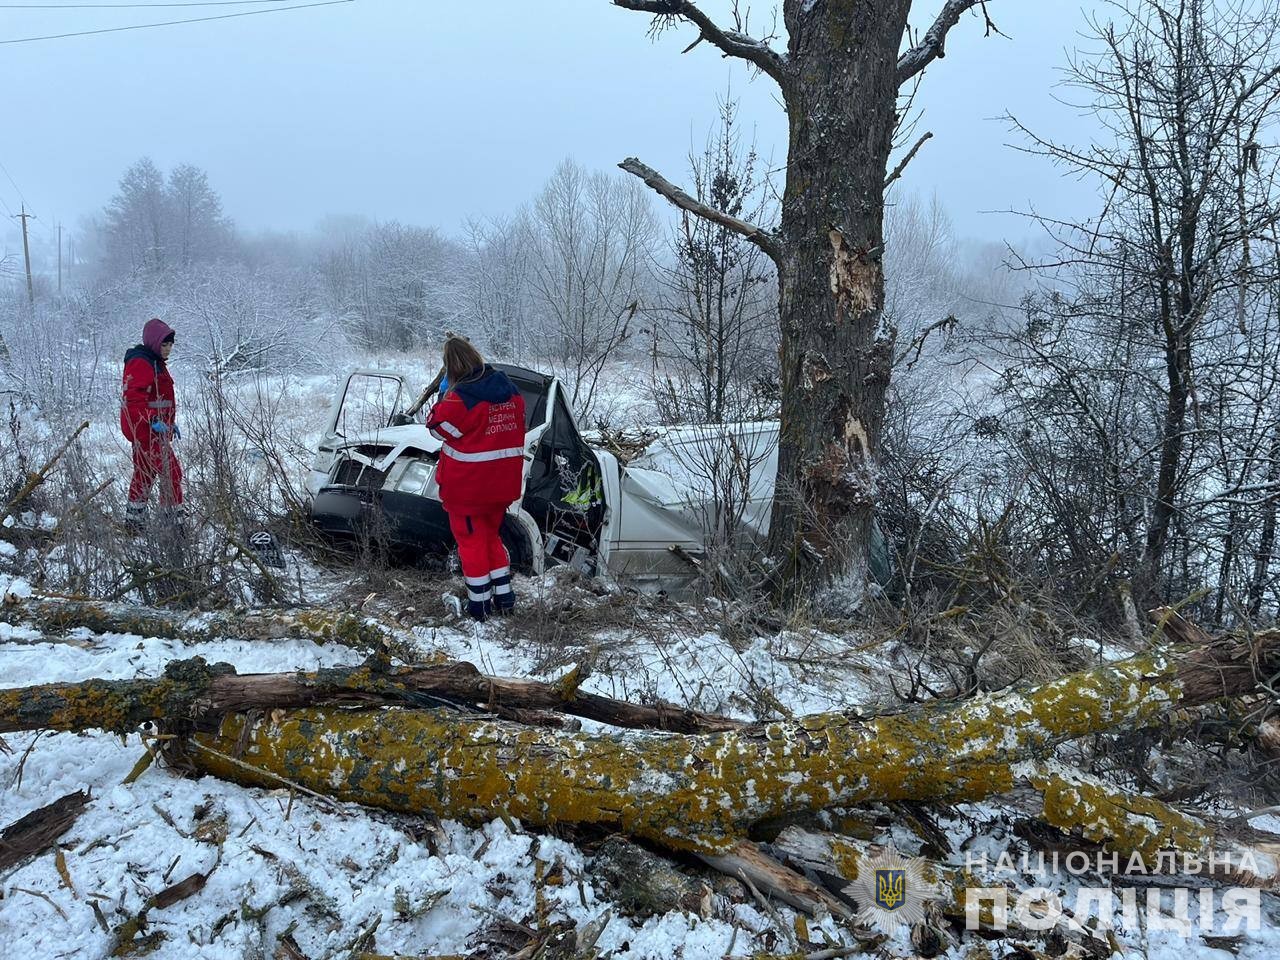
[426,338,526,621]
[120,318,182,529]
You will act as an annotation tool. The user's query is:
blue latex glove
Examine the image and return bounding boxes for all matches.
[172,424,182,441]
[150,421,170,435]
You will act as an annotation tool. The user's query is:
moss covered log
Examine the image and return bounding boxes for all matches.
[767,761,1280,920]
[1016,760,1280,884]
[0,657,742,735]
[183,632,1280,856]
[0,657,240,735]
[0,598,399,654]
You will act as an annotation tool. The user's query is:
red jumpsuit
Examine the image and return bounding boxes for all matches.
[120,320,182,508]
[426,366,526,619]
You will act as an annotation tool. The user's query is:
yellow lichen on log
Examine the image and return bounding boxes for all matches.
[0,599,399,655]
[0,657,743,736]
[1021,760,1213,859]
[1018,760,1280,886]
[185,642,1242,855]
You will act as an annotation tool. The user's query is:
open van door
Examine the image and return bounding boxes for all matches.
[308,371,408,498]
[326,370,408,440]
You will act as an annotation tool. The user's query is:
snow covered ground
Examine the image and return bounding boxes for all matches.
[2,358,1279,959]
[4,587,1280,959]
[0,596,856,959]
[0,560,900,960]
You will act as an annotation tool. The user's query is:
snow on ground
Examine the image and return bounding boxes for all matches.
[0,602,849,960]
[4,597,1280,958]
[409,572,887,720]
[3,356,1278,957]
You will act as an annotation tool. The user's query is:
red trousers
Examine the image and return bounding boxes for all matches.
[128,437,183,506]
[446,504,512,617]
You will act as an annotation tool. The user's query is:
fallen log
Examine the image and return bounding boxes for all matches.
[763,760,1280,929]
[0,656,743,736]
[1013,759,1280,885]
[590,836,714,918]
[177,627,1280,857]
[0,598,402,657]
[7,616,1275,881]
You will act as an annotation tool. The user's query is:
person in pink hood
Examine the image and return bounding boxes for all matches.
[120,318,182,529]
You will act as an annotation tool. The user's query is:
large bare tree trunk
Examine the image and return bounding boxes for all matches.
[763,1,910,594]
[614,0,994,593]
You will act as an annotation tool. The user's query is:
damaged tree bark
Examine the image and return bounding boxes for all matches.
[0,790,90,872]
[611,0,999,593]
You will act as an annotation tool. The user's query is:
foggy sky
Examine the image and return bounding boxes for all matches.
[2,1,1108,260]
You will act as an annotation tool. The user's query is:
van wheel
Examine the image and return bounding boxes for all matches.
[499,517,535,575]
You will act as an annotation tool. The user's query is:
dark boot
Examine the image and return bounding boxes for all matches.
[465,576,491,622]
[124,502,147,533]
[491,568,516,616]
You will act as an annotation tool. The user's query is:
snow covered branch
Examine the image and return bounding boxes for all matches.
[612,0,788,87]
[898,0,999,85]
[617,157,783,265]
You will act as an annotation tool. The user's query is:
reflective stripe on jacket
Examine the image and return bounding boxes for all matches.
[425,370,526,508]
[120,346,176,442]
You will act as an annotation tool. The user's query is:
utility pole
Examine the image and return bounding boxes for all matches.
[13,204,35,306]
[57,222,62,294]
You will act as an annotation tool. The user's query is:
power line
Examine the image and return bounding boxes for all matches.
[0,2,293,8]
[0,2,293,7]
[0,156,56,247]
[0,157,27,208]
[0,0,353,44]
[0,156,24,219]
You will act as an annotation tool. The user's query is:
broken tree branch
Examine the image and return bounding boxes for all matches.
[404,366,447,419]
[0,420,89,523]
[884,131,934,189]
[701,838,857,920]
[618,157,783,265]
[0,655,744,736]
[0,790,90,872]
[613,0,788,87]
[898,0,991,86]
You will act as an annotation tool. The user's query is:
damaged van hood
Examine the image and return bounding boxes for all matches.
[333,425,442,473]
